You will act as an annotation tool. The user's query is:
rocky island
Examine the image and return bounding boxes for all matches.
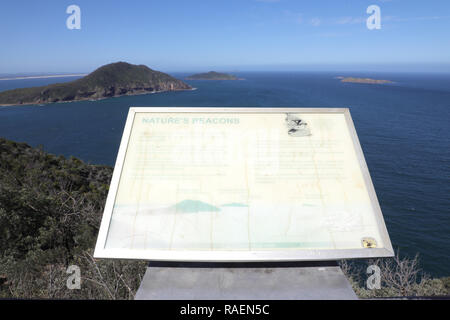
[186,71,242,80]
[0,62,192,106]
[337,76,393,84]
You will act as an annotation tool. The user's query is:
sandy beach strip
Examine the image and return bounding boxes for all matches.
[0,74,87,81]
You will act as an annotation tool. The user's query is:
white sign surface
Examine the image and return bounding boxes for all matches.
[94,108,393,261]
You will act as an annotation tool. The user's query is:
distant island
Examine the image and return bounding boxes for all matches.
[336,76,393,84]
[0,62,192,106]
[186,71,242,80]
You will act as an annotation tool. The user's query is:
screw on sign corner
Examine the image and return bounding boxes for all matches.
[362,237,377,248]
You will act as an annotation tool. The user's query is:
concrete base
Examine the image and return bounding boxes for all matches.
[135,261,357,300]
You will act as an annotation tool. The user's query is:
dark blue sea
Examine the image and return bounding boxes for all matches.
[0,72,449,277]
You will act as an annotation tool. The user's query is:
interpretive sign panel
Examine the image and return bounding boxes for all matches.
[94,107,393,261]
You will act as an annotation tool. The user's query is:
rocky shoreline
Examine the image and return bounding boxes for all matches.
[0,87,193,107]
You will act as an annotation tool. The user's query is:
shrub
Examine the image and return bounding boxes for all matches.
[0,138,146,299]
[339,252,449,298]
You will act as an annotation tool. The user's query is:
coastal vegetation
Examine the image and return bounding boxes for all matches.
[0,137,447,299]
[186,71,241,80]
[340,254,449,298]
[0,138,145,299]
[0,62,191,106]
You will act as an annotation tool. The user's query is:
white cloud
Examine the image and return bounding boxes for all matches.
[315,32,346,38]
[283,10,302,24]
[310,17,321,27]
[384,15,449,22]
[336,16,366,25]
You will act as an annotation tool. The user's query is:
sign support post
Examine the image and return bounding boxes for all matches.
[135,261,357,300]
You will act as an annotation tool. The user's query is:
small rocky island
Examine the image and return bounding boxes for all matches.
[337,76,393,84]
[0,62,192,106]
[186,71,241,80]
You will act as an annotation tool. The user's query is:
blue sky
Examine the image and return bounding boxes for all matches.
[0,0,449,73]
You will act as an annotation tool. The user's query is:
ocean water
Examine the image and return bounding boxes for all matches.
[0,72,449,277]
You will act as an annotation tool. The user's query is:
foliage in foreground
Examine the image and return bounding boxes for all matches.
[340,253,449,298]
[0,137,447,299]
[0,138,146,299]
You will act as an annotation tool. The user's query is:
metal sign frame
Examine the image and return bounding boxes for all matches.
[94,107,394,261]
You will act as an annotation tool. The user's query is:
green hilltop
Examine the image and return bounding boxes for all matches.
[0,62,192,106]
